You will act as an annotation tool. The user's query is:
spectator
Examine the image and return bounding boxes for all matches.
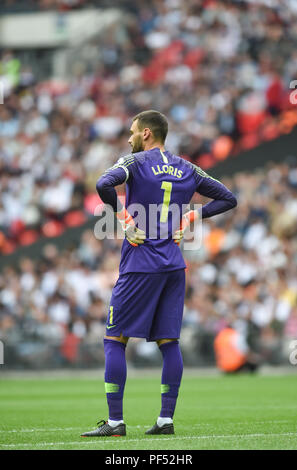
[0,160,296,367]
[0,0,297,367]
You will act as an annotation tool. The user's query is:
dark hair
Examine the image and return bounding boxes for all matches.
[132,110,168,143]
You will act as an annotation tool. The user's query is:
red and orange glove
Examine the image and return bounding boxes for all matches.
[173,210,199,245]
[116,208,145,247]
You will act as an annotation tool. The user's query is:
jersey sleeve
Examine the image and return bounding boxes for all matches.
[110,154,136,182]
[192,164,237,218]
[96,154,135,212]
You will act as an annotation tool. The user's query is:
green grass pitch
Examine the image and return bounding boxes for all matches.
[0,373,296,450]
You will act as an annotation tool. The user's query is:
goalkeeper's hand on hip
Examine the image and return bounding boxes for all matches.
[173,210,199,246]
[116,208,146,247]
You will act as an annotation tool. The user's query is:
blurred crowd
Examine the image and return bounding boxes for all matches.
[0,160,297,368]
[1,0,297,367]
[1,0,297,253]
[0,0,92,12]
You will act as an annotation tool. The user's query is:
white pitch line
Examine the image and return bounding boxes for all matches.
[0,427,82,434]
[0,425,149,434]
[1,432,297,448]
[0,420,291,434]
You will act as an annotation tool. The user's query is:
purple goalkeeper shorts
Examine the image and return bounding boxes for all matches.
[105,269,185,342]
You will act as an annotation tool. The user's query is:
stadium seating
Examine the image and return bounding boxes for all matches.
[0,0,297,367]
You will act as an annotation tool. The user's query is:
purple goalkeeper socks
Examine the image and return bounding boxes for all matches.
[104,338,127,421]
[159,341,183,418]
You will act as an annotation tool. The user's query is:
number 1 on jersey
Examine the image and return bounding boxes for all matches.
[160,181,172,223]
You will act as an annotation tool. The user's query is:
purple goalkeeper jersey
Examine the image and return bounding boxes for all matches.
[96,147,237,274]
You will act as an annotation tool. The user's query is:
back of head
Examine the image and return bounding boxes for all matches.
[132,110,168,144]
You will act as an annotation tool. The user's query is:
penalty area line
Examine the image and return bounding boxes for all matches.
[1,432,297,448]
[0,425,148,434]
[0,419,290,434]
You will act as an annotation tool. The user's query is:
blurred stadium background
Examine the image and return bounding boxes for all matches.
[0,0,297,372]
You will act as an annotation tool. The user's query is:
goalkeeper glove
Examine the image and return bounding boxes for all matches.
[173,209,199,245]
[116,207,146,247]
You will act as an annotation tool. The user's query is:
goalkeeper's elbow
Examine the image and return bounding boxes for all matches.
[228,193,237,209]
[96,177,107,199]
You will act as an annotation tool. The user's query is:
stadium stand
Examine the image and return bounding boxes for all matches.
[0,0,297,368]
[1,159,296,368]
[1,0,297,253]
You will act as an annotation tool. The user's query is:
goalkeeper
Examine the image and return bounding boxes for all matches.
[81,110,237,438]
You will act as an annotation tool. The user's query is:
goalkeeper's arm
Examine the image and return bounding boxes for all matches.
[174,174,237,244]
[96,167,145,246]
[197,175,237,218]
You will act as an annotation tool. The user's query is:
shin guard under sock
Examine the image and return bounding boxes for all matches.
[104,338,127,421]
[159,340,183,418]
